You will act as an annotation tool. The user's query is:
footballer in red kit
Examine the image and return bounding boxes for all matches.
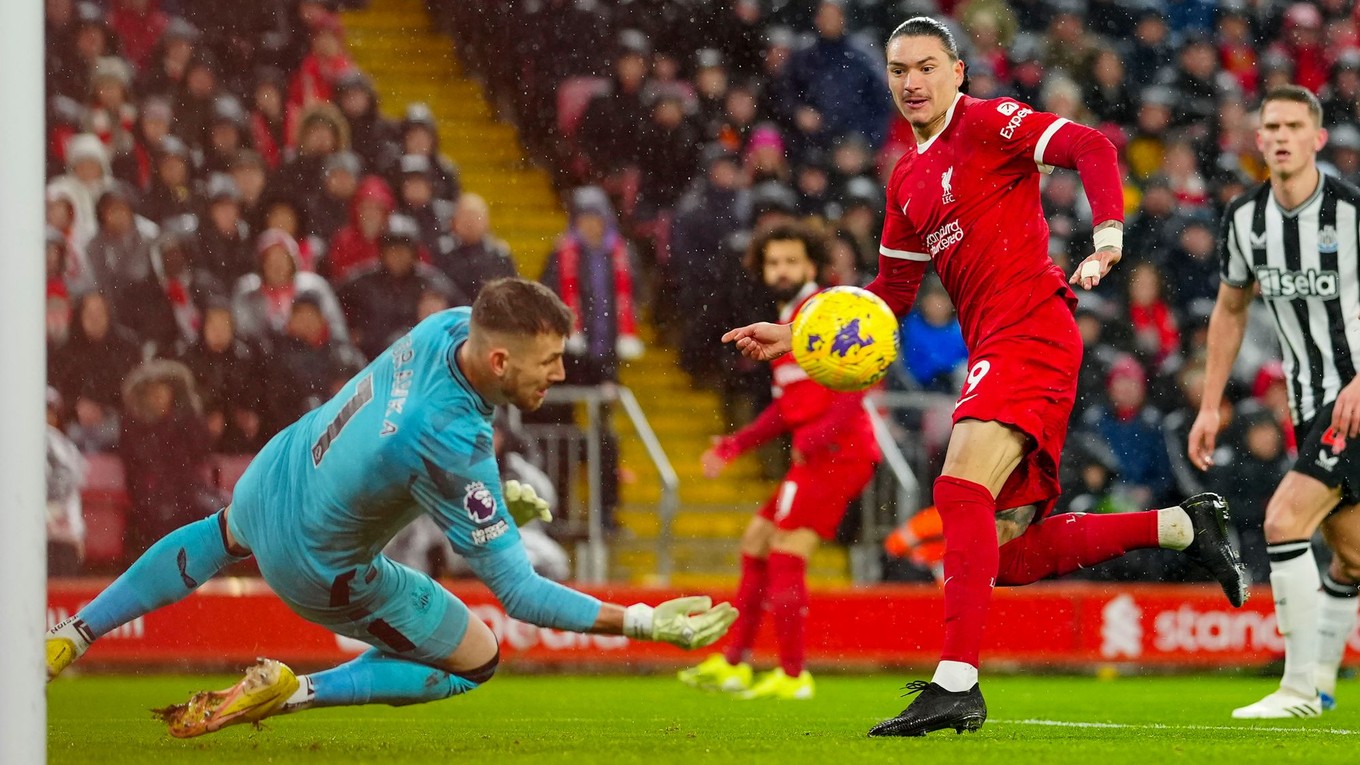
[680,223,880,701]
[722,17,1249,736]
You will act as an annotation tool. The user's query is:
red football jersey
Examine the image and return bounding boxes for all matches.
[872,94,1085,345]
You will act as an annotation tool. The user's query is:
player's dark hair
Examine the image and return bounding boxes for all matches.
[1260,84,1323,126]
[471,277,574,339]
[886,17,970,94]
[746,221,830,276]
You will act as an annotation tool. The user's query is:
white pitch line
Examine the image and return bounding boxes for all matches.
[996,718,1359,736]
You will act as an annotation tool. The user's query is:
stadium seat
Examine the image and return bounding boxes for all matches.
[80,454,130,566]
[555,76,610,140]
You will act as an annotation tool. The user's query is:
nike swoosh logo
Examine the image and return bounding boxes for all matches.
[955,394,978,410]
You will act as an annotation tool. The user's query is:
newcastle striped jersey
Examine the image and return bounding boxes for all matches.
[1219,176,1360,424]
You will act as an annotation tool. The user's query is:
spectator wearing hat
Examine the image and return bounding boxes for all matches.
[82,56,139,180]
[744,123,791,186]
[233,228,347,351]
[118,358,220,560]
[1324,124,1360,186]
[576,30,653,185]
[338,214,465,360]
[45,385,87,576]
[50,133,112,254]
[177,299,265,453]
[51,2,117,101]
[108,0,168,71]
[1162,214,1220,318]
[324,174,394,281]
[334,71,400,177]
[260,195,323,272]
[86,182,159,302]
[50,292,141,453]
[277,101,350,202]
[135,17,198,100]
[636,87,703,221]
[259,291,367,438]
[786,1,890,150]
[399,103,460,202]
[308,151,361,245]
[433,192,517,302]
[692,48,731,136]
[249,67,288,170]
[139,135,197,224]
[195,174,253,286]
[394,154,452,255]
[120,226,227,358]
[1080,354,1175,509]
[130,97,173,191]
[201,95,251,177]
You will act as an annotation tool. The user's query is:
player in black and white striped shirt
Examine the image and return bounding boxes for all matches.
[1191,85,1360,719]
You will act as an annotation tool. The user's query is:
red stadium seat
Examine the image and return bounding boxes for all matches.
[80,454,129,566]
[556,76,610,140]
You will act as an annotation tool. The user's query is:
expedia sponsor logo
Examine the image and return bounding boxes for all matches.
[926,220,963,255]
[996,101,1019,116]
[999,107,1033,139]
[1255,267,1339,298]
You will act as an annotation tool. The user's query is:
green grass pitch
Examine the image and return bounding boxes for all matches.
[48,671,1359,764]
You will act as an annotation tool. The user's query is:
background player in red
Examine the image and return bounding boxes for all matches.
[723,17,1249,736]
[679,222,880,700]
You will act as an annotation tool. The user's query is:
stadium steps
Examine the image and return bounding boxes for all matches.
[345,0,848,585]
[607,523,851,589]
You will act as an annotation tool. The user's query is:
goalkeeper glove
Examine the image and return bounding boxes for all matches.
[504,479,552,526]
[622,596,739,649]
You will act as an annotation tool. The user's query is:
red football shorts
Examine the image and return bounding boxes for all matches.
[757,458,878,539]
[951,294,1081,518]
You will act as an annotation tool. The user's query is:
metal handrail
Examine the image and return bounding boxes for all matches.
[506,384,676,584]
[614,386,680,584]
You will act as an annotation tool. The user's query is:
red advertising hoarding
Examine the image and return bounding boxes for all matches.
[47,579,1360,669]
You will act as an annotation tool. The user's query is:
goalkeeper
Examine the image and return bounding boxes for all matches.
[46,278,738,738]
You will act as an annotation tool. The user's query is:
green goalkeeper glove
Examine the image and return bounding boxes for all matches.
[503,479,552,526]
[622,596,739,649]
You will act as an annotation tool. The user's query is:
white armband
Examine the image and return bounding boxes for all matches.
[1093,226,1123,251]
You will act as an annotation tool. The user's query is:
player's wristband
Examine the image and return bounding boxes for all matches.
[623,603,654,639]
[1093,226,1123,251]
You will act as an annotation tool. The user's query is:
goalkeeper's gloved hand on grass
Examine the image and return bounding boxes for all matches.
[504,479,552,526]
[622,596,739,649]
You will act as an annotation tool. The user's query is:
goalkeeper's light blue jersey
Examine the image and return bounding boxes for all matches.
[229,307,600,632]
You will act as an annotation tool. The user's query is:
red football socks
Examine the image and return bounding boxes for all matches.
[723,554,769,666]
[995,510,1160,586]
[766,551,808,677]
[934,475,1000,668]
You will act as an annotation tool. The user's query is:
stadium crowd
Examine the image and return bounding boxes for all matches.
[41,0,1354,585]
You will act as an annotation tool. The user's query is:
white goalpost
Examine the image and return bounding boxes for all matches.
[0,0,50,761]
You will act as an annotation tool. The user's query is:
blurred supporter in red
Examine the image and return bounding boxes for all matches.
[232,228,348,349]
[324,174,393,281]
[118,359,219,560]
[178,300,265,453]
[108,0,168,71]
[433,192,517,301]
[398,103,461,202]
[47,183,93,296]
[1217,7,1258,97]
[1268,2,1328,92]
[260,293,366,436]
[248,67,289,169]
[1125,261,1180,370]
[119,227,228,357]
[51,292,141,453]
[289,11,356,114]
[338,214,463,359]
[1252,360,1297,458]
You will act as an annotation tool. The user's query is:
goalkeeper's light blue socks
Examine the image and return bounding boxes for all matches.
[296,649,485,710]
[78,512,243,639]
